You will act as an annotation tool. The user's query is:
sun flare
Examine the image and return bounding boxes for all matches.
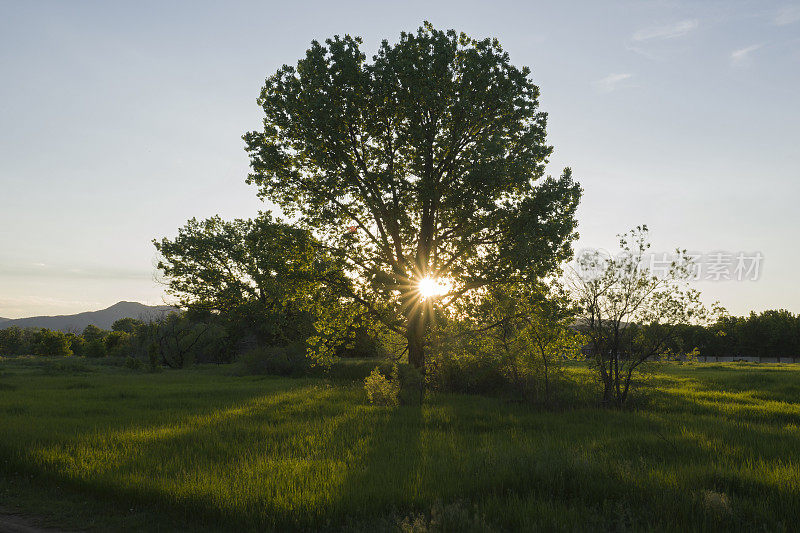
[417,276,452,299]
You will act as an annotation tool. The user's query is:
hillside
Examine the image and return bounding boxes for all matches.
[0,302,177,332]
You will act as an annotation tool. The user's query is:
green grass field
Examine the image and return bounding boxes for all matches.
[1,357,800,531]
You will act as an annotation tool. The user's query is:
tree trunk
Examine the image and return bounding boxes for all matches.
[602,380,614,406]
[601,366,614,407]
[406,313,425,370]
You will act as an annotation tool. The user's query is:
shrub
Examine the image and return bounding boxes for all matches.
[84,339,107,358]
[336,326,383,358]
[32,329,73,357]
[0,327,27,355]
[147,342,160,371]
[81,324,106,343]
[112,317,144,334]
[240,344,309,376]
[364,366,399,406]
[68,335,85,357]
[426,350,508,396]
[124,356,142,370]
[190,323,232,364]
[105,331,132,358]
[39,359,91,375]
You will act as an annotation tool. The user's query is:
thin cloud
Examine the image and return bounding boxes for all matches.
[774,6,800,26]
[730,44,762,66]
[632,19,699,41]
[594,73,634,93]
[0,262,151,280]
[0,296,105,318]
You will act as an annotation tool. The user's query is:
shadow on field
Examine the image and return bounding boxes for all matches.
[6,363,800,531]
[333,402,424,527]
[12,382,374,530]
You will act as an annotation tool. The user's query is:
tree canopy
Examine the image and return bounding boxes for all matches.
[244,22,582,368]
[154,213,343,346]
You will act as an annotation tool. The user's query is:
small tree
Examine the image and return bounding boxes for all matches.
[82,324,106,343]
[104,331,132,358]
[68,334,85,357]
[475,283,582,404]
[84,338,107,358]
[0,327,26,355]
[522,298,585,403]
[33,329,73,357]
[571,226,714,407]
[112,317,144,334]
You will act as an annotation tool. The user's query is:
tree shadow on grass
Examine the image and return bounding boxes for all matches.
[332,401,424,530]
[13,382,398,531]
[8,376,800,531]
[337,394,800,531]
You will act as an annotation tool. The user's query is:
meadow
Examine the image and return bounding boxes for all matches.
[1,357,800,531]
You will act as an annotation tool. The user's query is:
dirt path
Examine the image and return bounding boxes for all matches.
[0,512,67,533]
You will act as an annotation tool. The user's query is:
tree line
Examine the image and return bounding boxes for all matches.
[668,309,800,360]
[0,313,231,367]
[7,307,797,364]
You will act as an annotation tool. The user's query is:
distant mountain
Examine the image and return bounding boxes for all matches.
[0,301,177,332]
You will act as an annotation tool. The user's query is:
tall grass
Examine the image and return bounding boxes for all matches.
[1,357,799,531]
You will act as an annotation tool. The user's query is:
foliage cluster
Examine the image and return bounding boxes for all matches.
[364,366,400,406]
[0,327,75,357]
[239,344,310,376]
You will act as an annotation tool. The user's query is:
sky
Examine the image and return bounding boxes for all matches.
[1,0,798,318]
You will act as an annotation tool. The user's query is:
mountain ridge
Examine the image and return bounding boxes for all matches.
[0,301,177,332]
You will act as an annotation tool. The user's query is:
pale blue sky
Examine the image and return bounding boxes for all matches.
[1,0,798,318]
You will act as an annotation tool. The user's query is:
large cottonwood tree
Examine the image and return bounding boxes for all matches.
[244,23,581,369]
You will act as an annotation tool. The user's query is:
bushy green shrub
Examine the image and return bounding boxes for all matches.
[147,342,160,372]
[68,334,85,357]
[32,329,73,357]
[124,356,142,370]
[426,350,508,396]
[39,359,91,375]
[112,317,144,334]
[81,324,105,343]
[364,366,400,406]
[105,331,131,358]
[0,327,27,355]
[336,325,384,358]
[240,344,309,376]
[84,338,107,358]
